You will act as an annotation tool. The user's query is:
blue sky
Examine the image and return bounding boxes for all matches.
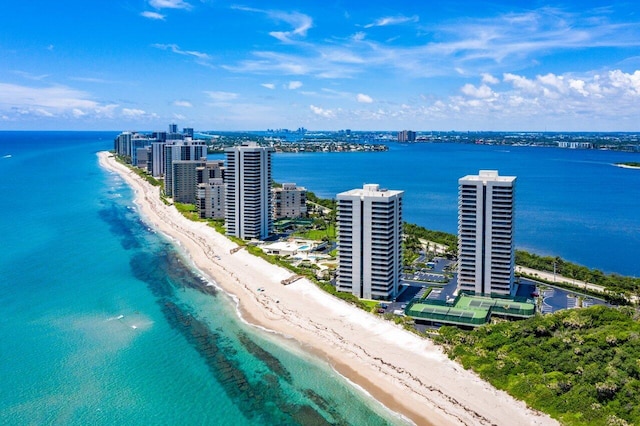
[1,1,640,131]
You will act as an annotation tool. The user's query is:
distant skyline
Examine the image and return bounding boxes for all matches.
[1,1,640,131]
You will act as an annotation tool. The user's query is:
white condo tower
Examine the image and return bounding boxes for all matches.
[224,142,274,240]
[336,184,404,300]
[458,170,516,296]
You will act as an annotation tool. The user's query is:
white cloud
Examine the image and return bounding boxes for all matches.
[70,77,109,83]
[364,15,419,28]
[149,0,191,10]
[288,81,303,90]
[503,73,539,92]
[608,70,640,95]
[461,84,495,99]
[482,73,500,85]
[141,11,166,20]
[233,7,312,43]
[122,108,147,118]
[35,108,54,117]
[152,43,210,60]
[72,108,86,117]
[173,100,192,107]
[0,83,98,110]
[310,105,335,118]
[357,93,373,103]
[12,71,49,81]
[270,13,313,43]
[205,91,238,101]
[261,83,275,89]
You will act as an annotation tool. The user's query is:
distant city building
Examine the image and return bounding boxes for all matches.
[336,184,404,300]
[458,170,516,297]
[183,127,194,138]
[273,183,307,219]
[153,131,167,142]
[169,123,178,134]
[131,136,152,166]
[114,132,152,165]
[557,141,593,149]
[164,141,207,197]
[196,160,225,219]
[114,131,132,158]
[224,142,275,240]
[397,130,416,142]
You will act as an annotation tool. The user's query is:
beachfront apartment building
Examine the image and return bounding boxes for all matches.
[150,142,165,177]
[458,170,516,297]
[196,160,225,219]
[336,184,404,300]
[171,159,205,203]
[273,183,307,219]
[164,141,207,198]
[224,142,275,240]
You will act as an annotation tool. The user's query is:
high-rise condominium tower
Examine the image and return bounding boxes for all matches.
[224,142,274,240]
[458,170,516,296]
[163,141,207,197]
[336,184,403,300]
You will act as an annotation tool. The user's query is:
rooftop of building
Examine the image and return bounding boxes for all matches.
[337,183,404,198]
[459,170,516,184]
[405,293,535,327]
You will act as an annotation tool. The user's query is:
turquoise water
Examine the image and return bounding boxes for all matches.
[0,132,403,425]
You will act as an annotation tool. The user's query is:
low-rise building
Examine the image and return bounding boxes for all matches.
[196,160,225,219]
[273,183,307,219]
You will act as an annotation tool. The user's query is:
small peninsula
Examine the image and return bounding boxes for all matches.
[615,162,640,169]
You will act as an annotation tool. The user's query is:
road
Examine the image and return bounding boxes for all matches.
[515,266,607,294]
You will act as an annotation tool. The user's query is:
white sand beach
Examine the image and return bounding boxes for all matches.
[99,151,558,426]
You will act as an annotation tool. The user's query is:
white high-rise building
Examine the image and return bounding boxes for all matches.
[336,184,403,300]
[458,170,516,296]
[224,142,274,240]
[151,142,166,177]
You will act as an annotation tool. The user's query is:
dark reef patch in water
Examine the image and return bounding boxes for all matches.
[162,300,333,425]
[124,218,352,424]
[98,203,142,250]
[237,332,292,384]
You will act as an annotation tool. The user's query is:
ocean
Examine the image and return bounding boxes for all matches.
[0,132,403,425]
[1,131,639,424]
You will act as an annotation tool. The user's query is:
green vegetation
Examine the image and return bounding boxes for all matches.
[360,299,381,312]
[114,154,162,187]
[403,223,457,253]
[207,218,226,235]
[618,162,640,167]
[174,202,202,222]
[306,190,336,212]
[516,251,640,299]
[435,306,640,425]
[293,223,336,241]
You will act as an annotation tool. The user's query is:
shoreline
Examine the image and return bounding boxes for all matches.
[615,163,640,169]
[98,151,558,426]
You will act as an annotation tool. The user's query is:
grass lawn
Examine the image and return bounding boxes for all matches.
[294,224,336,241]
